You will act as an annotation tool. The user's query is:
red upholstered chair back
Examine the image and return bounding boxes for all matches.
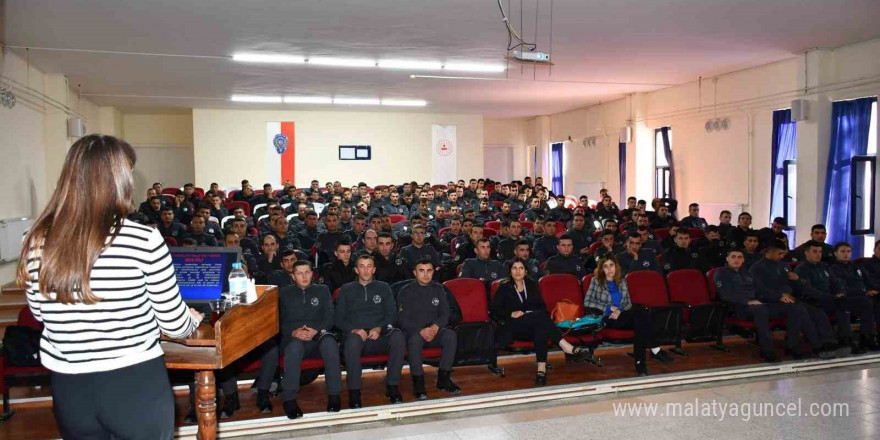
[538,274,583,316]
[625,270,670,307]
[688,228,705,241]
[581,274,594,295]
[706,267,721,300]
[667,269,711,306]
[18,306,43,331]
[226,200,252,216]
[485,221,502,231]
[521,221,534,231]
[482,229,497,238]
[389,214,406,224]
[443,278,489,322]
[490,279,503,300]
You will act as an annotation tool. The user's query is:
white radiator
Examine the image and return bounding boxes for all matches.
[0,218,34,262]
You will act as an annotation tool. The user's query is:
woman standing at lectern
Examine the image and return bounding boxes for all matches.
[17,134,202,439]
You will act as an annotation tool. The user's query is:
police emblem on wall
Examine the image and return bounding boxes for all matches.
[273,133,289,155]
[436,138,454,157]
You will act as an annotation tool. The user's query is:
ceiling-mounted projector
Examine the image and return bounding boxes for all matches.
[512,50,550,63]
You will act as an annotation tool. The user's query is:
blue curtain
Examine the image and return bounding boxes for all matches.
[769,109,798,245]
[660,127,676,200]
[551,142,564,195]
[822,97,877,257]
[619,142,627,199]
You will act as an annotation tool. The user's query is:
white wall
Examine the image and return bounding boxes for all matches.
[192,109,483,189]
[0,49,101,285]
[483,118,529,180]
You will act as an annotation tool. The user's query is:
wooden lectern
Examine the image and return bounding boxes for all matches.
[162,286,279,440]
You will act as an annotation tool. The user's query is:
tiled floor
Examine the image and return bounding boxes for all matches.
[276,366,880,440]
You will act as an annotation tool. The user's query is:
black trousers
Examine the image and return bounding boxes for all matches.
[603,307,652,360]
[51,356,174,440]
[508,311,564,363]
[281,336,342,402]
[342,331,406,390]
[405,328,457,376]
[731,303,819,355]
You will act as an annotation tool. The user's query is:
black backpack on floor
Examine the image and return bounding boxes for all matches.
[3,325,42,367]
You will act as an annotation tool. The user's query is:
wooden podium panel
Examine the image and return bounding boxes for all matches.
[162,285,278,440]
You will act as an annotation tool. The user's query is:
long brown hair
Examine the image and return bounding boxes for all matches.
[594,255,622,287]
[17,135,136,304]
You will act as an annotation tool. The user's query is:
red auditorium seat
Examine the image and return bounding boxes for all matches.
[482,229,497,238]
[164,237,178,247]
[538,274,601,351]
[485,221,501,231]
[2,307,51,420]
[553,222,566,237]
[588,242,602,256]
[437,226,451,238]
[490,279,502,300]
[161,188,179,196]
[389,214,406,224]
[226,200,252,216]
[687,228,705,241]
[193,187,205,198]
[706,268,785,336]
[520,221,534,231]
[654,228,670,241]
[667,269,728,351]
[443,278,502,374]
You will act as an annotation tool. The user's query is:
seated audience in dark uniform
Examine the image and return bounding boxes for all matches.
[616,232,661,275]
[397,259,461,400]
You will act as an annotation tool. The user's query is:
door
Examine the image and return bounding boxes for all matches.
[484,145,514,183]
[132,146,196,197]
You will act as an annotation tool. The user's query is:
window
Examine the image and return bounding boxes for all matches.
[783,159,797,227]
[851,156,875,234]
[550,142,564,195]
[655,128,672,198]
[852,101,877,236]
[338,145,371,160]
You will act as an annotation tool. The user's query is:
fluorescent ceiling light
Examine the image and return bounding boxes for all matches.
[381,99,427,107]
[308,57,376,68]
[377,60,443,70]
[232,53,306,64]
[230,94,282,103]
[443,63,506,73]
[283,96,333,104]
[333,98,382,105]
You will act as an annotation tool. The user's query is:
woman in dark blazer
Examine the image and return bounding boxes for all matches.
[491,258,591,385]
[584,255,672,376]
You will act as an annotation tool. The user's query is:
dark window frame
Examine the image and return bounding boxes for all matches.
[851,155,876,235]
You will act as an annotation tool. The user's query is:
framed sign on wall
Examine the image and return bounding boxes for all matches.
[339,145,372,160]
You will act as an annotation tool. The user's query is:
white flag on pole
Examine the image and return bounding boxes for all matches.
[432,124,457,183]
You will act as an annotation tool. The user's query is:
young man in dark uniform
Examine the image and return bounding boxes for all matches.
[750,241,838,359]
[460,238,504,285]
[374,232,411,284]
[397,259,461,400]
[830,242,880,350]
[278,261,342,419]
[184,216,218,246]
[616,233,661,275]
[796,240,870,353]
[335,255,406,407]
[532,219,560,263]
[503,239,542,279]
[544,234,587,278]
[679,203,709,230]
[157,207,186,240]
[660,229,709,275]
[714,249,807,363]
[321,238,357,292]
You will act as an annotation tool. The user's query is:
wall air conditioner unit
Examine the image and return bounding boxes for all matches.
[67,118,86,138]
[791,99,809,121]
[619,127,632,143]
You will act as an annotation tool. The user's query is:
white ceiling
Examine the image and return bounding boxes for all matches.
[4,0,880,117]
